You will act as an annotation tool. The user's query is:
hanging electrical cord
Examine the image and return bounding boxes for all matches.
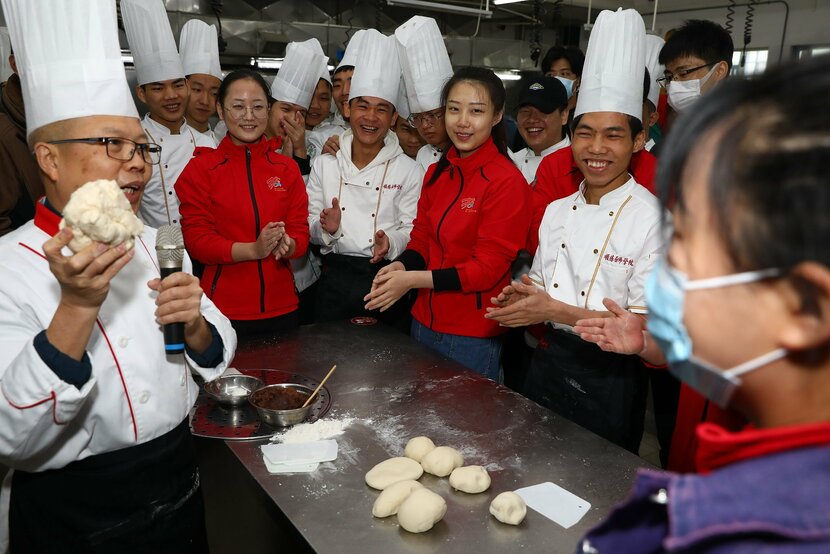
[375,0,382,32]
[741,0,757,67]
[530,0,542,66]
[725,0,736,35]
[209,0,228,53]
[552,0,564,31]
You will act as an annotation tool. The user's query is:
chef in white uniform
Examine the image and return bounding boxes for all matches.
[0,0,236,550]
[509,76,571,185]
[180,18,224,147]
[487,8,665,454]
[307,29,424,330]
[395,16,454,171]
[121,0,214,228]
[643,34,665,153]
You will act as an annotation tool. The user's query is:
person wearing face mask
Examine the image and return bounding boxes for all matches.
[575,56,830,553]
[642,34,665,154]
[486,9,664,454]
[179,19,223,147]
[658,20,733,117]
[541,45,584,118]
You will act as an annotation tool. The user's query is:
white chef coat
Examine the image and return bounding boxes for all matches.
[191,125,218,148]
[415,143,443,172]
[509,136,571,185]
[139,114,215,228]
[306,120,348,163]
[0,216,236,473]
[307,129,424,260]
[529,177,665,333]
[213,119,227,142]
[645,138,656,152]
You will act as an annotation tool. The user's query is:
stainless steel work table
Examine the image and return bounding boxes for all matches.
[208,320,649,553]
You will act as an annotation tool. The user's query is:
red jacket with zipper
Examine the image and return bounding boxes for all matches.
[398,138,530,338]
[176,135,309,321]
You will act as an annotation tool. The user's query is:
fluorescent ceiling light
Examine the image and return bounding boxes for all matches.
[493,0,527,4]
[386,0,492,18]
[495,70,521,81]
[251,57,283,69]
[121,50,133,64]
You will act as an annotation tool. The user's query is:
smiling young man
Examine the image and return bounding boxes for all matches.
[121,0,215,229]
[306,29,423,329]
[179,19,224,145]
[487,9,665,454]
[0,0,236,550]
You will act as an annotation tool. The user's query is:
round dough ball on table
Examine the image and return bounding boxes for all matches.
[59,179,144,253]
[365,457,424,490]
[404,436,435,462]
[420,446,463,477]
[372,480,423,518]
[449,465,491,494]
[489,491,527,525]
[397,488,447,533]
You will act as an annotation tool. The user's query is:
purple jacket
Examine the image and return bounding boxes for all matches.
[578,445,830,553]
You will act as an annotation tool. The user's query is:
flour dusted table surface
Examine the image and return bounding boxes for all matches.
[225,320,648,553]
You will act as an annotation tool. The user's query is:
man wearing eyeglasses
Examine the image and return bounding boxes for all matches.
[0,0,236,551]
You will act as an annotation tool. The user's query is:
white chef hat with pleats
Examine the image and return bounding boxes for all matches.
[397,76,411,120]
[644,34,665,108]
[0,27,12,81]
[575,8,646,121]
[293,38,331,85]
[395,16,453,114]
[348,30,401,108]
[270,41,326,109]
[2,0,139,139]
[121,0,185,86]
[180,19,223,81]
[336,29,368,72]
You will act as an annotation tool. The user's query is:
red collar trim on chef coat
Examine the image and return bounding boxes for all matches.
[34,199,61,236]
[695,420,830,474]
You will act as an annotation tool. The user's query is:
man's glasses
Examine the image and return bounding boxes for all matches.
[48,137,162,165]
[407,110,445,128]
[223,104,269,120]
[657,62,716,86]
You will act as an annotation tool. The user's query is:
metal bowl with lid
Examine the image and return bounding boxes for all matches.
[249,383,314,427]
[204,374,264,406]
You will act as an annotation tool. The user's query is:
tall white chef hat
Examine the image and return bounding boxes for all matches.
[2,0,139,139]
[348,30,401,109]
[180,19,223,81]
[121,0,185,86]
[395,16,453,114]
[0,27,12,82]
[644,34,665,109]
[397,76,411,120]
[575,8,646,121]
[336,29,368,72]
[293,38,331,85]
[270,41,326,109]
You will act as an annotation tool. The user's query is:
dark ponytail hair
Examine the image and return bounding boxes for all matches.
[427,66,510,186]
[217,69,271,106]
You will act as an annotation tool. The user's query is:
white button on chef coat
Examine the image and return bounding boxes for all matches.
[509,136,570,185]
[118,336,129,348]
[529,177,666,333]
[138,391,151,404]
[307,129,424,260]
[139,114,215,228]
[415,143,443,172]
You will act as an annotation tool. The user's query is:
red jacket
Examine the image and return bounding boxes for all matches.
[400,138,530,338]
[176,135,309,321]
[528,146,658,252]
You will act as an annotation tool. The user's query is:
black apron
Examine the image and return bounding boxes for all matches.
[9,419,208,554]
[525,327,648,454]
[315,253,412,333]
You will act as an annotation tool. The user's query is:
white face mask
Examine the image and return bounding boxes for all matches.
[666,65,717,113]
[554,76,576,98]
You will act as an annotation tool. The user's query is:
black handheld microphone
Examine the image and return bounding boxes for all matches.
[155,225,186,355]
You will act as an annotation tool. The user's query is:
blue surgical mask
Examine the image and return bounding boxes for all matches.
[645,257,785,407]
[554,76,575,99]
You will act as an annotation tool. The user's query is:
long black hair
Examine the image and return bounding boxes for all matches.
[426,66,510,186]
[657,55,830,273]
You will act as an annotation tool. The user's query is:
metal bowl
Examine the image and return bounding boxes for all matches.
[249,384,314,427]
[204,375,264,407]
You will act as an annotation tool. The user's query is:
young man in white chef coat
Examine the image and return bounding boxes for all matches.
[0,0,236,551]
[121,0,215,228]
[509,76,571,185]
[307,29,424,330]
[487,9,665,454]
[180,18,224,147]
[395,16,453,171]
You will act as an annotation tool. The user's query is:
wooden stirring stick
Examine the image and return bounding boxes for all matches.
[302,364,337,408]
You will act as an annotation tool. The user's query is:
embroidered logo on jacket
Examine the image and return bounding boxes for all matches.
[603,253,634,267]
[266,176,284,191]
[383,183,403,191]
[460,197,477,213]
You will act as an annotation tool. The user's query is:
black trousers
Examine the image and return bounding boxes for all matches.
[10,419,208,554]
[525,328,649,454]
[316,253,412,334]
[230,310,299,345]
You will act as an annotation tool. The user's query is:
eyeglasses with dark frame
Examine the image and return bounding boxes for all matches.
[47,137,162,165]
[657,62,717,87]
[407,109,445,128]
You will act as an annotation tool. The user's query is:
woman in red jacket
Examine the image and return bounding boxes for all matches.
[364,67,530,381]
[176,70,309,342]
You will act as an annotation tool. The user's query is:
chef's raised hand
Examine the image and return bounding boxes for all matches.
[272,222,296,260]
[322,134,340,156]
[320,197,342,234]
[147,272,212,352]
[44,227,135,310]
[254,222,281,259]
[485,275,552,327]
[490,274,536,307]
[281,112,307,159]
[574,298,645,355]
[370,230,389,263]
[364,263,412,312]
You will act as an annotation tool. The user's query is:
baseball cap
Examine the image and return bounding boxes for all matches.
[518,76,569,114]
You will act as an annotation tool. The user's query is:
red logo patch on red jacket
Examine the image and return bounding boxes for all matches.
[266,176,284,191]
[460,197,477,213]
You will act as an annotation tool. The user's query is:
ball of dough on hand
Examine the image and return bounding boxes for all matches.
[397,488,447,533]
[365,457,424,490]
[372,480,423,518]
[404,436,435,463]
[449,465,491,494]
[59,179,144,253]
[489,491,527,525]
[420,446,464,477]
